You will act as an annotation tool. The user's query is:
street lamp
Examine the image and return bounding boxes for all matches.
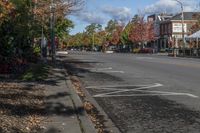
[50,0,56,62]
[174,0,185,56]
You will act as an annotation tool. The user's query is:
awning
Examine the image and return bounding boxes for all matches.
[185,30,200,40]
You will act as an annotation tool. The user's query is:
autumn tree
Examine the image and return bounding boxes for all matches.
[0,0,15,25]
[81,32,90,47]
[129,15,155,48]
[32,0,83,44]
[0,0,84,73]
[96,30,107,46]
[105,20,118,43]
[190,13,200,34]
[120,22,132,45]
[146,21,155,42]
[85,23,102,47]
[110,25,124,45]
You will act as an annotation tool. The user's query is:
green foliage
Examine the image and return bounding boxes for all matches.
[0,0,75,63]
[105,20,118,33]
[33,46,41,56]
[55,18,74,40]
[0,0,36,61]
[21,63,50,81]
[85,23,102,35]
[121,22,132,45]
[133,48,140,53]
[84,23,103,46]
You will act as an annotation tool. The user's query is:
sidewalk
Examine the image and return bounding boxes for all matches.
[0,58,96,133]
[41,58,95,133]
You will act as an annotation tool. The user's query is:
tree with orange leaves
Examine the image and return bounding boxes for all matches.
[190,13,200,34]
[110,25,124,45]
[129,16,155,48]
[0,0,15,25]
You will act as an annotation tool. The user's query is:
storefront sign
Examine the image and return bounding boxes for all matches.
[173,23,187,33]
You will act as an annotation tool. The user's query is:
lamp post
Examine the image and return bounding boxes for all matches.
[174,0,185,56]
[50,0,56,62]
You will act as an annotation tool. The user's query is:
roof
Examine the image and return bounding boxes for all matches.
[186,30,200,39]
[171,12,200,21]
[147,13,173,22]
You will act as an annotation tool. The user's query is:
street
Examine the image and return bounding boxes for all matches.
[63,51,200,133]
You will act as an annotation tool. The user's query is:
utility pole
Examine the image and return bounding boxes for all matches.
[174,0,185,56]
[50,0,56,62]
[92,32,95,51]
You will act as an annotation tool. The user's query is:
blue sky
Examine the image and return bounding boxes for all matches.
[69,0,200,35]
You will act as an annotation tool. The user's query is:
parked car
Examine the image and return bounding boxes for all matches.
[139,48,153,54]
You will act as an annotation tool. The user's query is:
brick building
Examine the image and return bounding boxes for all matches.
[147,13,173,52]
[148,12,199,52]
[159,12,198,50]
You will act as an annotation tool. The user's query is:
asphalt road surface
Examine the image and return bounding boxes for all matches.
[63,51,200,133]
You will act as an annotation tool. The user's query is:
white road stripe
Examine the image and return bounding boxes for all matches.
[96,67,113,70]
[83,67,112,71]
[136,57,154,60]
[78,67,124,73]
[102,70,125,73]
[86,83,161,89]
[93,83,163,97]
[88,83,199,98]
[90,70,124,73]
[94,93,199,98]
[132,90,199,98]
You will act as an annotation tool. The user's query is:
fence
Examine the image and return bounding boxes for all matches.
[168,48,200,57]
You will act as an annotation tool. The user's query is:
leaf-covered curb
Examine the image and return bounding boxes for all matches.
[70,76,109,133]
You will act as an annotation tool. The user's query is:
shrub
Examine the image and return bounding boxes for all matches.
[133,48,140,53]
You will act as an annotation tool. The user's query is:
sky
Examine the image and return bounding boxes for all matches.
[69,0,200,35]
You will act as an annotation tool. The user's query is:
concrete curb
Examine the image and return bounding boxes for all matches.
[82,84,121,133]
[64,70,97,133]
[74,77,121,133]
[58,56,120,133]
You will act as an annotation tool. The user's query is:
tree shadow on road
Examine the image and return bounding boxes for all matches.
[63,57,123,82]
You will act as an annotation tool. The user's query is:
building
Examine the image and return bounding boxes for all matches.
[147,13,173,52]
[159,12,199,50]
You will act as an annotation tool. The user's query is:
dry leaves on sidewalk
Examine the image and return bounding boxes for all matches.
[0,82,45,133]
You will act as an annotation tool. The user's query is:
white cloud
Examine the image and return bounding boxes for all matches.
[102,6,132,23]
[73,11,106,24]
[145,0,199,14]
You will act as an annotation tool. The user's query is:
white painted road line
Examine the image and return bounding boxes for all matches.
[135,90,199,98]
[77,67,124,73]
[86,83,162,89]
[102,71,125,73]
[83,67,112,71]
[136,57,154,60]
[93,93,199,98]
[96,67,113,70]
[87,83,199,98]
[90,70,124,73]
[93,83,163,97]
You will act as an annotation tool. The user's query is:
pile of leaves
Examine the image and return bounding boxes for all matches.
[0,82,45,133]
